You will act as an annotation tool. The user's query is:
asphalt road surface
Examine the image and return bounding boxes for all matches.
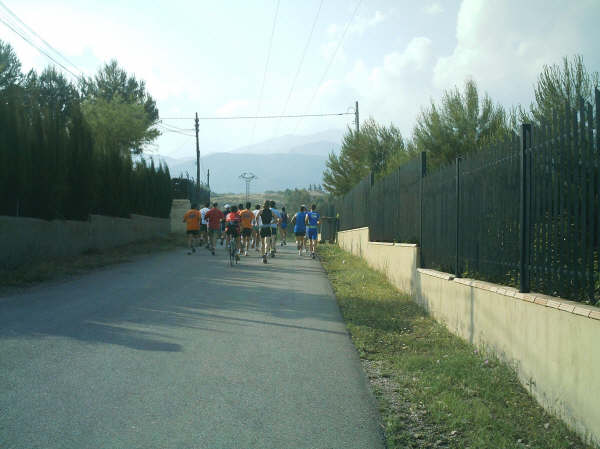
[0,242,385,449]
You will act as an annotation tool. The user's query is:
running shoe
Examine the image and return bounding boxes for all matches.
[262,255,268,264]
[244,251,248,256]
[211,250,215,256]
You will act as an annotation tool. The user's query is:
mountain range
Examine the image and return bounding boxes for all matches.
[154,130,343,193]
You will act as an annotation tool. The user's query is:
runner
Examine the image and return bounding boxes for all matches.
[205,202,225,255]
[252,204,261,252]
[182,203,201,255]
[199,201,210,248]
[239,202,254,256]
[305,203,321,259]
[279,206,288,246]
[290,205,307,256]
[225,205,241,262]
[270,200,281,257]
[258,200,274,264]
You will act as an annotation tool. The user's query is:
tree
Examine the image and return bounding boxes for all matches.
[526,55,599,124]
[81,60,159,155]
[0,41,22,89]
[323,119,409,196]
[411,79,509,169]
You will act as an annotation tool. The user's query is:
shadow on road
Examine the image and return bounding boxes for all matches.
[0,248,343,352]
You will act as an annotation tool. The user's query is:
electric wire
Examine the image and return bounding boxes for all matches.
[0,14,82,80]
[250,0,281,143]
[160,111,354,120]
[275,0,323,133]
[0,0,86,77]
[293,0,363,133]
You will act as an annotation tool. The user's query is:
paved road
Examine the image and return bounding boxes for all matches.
[0,243,385,448]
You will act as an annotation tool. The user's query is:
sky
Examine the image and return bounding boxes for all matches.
[2,0,599,167]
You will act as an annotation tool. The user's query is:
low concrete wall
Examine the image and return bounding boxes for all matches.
[338,228,600,447]
[0,214,170,269]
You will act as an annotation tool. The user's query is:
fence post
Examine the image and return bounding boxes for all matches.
[520,123,532,293]
[455,156,461,278]
[419,152,427,268]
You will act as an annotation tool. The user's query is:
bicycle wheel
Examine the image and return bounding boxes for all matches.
[229,241,235,267]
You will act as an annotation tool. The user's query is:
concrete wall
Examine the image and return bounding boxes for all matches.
[338,228,600,447]
[170,199,191,234]
[1,214,170,269]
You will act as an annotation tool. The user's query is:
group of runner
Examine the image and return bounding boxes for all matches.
[183,201,321,264]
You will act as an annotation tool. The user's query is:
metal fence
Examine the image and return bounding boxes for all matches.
[334,90,600,305]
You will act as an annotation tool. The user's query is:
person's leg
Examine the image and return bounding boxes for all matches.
[209,229,217,254]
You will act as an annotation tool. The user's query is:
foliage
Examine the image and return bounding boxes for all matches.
[411,79,510,169]
[81,60,160,155]
[323,119,409,195]
[281,188,329,215]
[524,55,599,124]
[0,40,21,88]
[0,40,171,220]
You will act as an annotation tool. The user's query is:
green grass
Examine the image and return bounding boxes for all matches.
[318,244,592,449]
[0,234,187,292]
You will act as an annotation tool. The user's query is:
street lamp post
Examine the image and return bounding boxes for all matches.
[239,172,257,204]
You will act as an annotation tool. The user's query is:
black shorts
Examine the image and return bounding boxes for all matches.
[295,231,305,237]
[260,227,272,238]
[241,228,252,237]
[187,230,199,235]
[200,224,207,232]
[226,227,240,236]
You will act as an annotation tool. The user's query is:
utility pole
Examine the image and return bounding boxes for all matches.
[239,172,257,203]
[207,169,211,203]
[355,100,359,133]
[195,112,200,198]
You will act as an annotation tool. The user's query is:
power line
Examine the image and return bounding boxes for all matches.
[160,111,354,120]
[251,0,281,143]
[293,0,363,133]
[0,14,82,80]
[0,0,86,77]
[277,0,324,127]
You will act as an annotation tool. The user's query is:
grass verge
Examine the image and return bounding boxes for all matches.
[0,233,187,293]
[318,244,592,449]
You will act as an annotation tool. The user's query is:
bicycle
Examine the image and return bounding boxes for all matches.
[228,229,240,266]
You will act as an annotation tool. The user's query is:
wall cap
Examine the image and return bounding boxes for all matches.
[417,268,455,281]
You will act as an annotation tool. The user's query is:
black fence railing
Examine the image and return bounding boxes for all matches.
[334,90,600,305]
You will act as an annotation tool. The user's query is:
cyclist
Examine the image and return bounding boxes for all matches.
[279,207,288,246]
[252,204,261,252]
[220,204,231,246]
[182,203,201,255]
[270,200,281,257]
[205,202,225,255]
[290,205,307,256]
[225,205,241,262]
[239,202,254,256]
[258,200,274,264]
[199,201,210,248]
[305,204,321,259]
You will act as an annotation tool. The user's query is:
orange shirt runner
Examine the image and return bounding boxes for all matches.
[239,209,254,229]
[183,209,201,231]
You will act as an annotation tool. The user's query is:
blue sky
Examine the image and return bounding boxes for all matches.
[2,0,599,163]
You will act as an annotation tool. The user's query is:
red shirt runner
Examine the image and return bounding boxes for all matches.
[205,208,225,230]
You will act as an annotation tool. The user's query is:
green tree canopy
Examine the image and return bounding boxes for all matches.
[323,119,408,196]
[525,55,599,124]
[0,41,22,89]
[411,79,510,169]
[81,60,159,155]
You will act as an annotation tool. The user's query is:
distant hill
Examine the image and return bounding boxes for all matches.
[228,129,344,155]
[155,130,343,193]
[161,152,328,193]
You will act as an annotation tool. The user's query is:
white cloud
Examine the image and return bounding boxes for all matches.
[306,37,436,137]
[424,2,444,15]
[433,0,600,107]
